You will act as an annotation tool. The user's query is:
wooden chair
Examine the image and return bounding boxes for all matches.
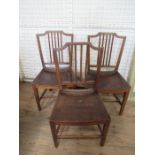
[49,42,111,147]
[32,31,73,111]
[52,42,103,89]
[49,92,111,147]
[88,33,131,115]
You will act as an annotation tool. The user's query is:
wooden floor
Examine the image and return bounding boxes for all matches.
[20,82,135,155]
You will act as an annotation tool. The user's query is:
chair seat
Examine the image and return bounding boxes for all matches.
[32,69,98,89]
[97,71,131,93]
[50,92,110,125]
[32,69,59,88]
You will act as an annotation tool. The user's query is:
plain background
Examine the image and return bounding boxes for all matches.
[0,0,155,155]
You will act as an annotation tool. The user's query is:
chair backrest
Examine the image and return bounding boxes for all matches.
[53,42,104,89]
[88,32,126,73]
[36,31,73,72]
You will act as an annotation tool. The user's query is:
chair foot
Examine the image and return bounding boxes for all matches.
[100,120,110,146]
[49,122,58,148]
[119,91,130,115]
[32,85,41,111]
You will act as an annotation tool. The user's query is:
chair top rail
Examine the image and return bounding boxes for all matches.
[36,30,73,37]
[53,42,104,52]
[88,32,126,39]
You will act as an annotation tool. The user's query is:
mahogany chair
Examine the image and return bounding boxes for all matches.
[49,42,111,147]
[32,31,73,111]
[88,32,131,115]
[52,42,103,89]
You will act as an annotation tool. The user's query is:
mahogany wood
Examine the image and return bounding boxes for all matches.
[88,32,130,115]
[36,31,73,72]
[52,42,103,89]
[32,31,74,110]
[49,92,111,147]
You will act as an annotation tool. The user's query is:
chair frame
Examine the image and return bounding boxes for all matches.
[32,31,74,111]
[52,42,104,90]
[36,30,73,72]
[88,32,126,73]
[32,31,130,115]
[88,32,130,115]
[49,91,111,147]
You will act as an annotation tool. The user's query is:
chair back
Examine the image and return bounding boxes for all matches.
[53,42,103,89]
[36,31,73,72]
[88,32,126,73]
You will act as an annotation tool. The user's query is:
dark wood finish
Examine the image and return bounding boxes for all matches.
[31,31,131,148]
[32,31,74,110]
[49,92,111,147]
[88,32,130,115]
[53,42,103,89]
[33,31,130,114]
[36,31,73,72]
[100,121,110,146]
[96,72,131,115]
[97,72,130,92]
[32,68,76,110]
[88,32,126,72]
[32,84,41,111]
[50,123,58,147]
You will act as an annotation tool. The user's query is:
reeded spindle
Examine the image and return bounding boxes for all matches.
[98,35,101,47]
[106,34,111,66]
[103,34,108,66]
[74,45,77,81]
[80,45,83,80]
[60,33,63,63]
[108,34,114,66]
[101,34,104,47]
[48,33,52,63]
[88,32,126,72]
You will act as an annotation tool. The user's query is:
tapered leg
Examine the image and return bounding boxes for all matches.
[50,122,58,148]
[100,121,110,146]
[32,85,41,111]
[119,91,130,115]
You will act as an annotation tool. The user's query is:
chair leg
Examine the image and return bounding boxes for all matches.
[49,122,58,148]
[100,120,110,146]
[32,85,41,111]
[119,91,130,115]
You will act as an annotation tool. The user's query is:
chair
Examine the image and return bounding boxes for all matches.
[88,32,131,115]
[52,42,103,89]
[49,42,111,147]
[32,31,73,111]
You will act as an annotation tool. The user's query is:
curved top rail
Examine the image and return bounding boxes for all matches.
[36,30,73,37]
[88,32,126,39]
[53,42,104,52]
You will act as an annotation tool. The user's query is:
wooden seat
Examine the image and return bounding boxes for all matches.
[32,69,58,87]
[49,91,111,147]
[32,69,72,87]
[88,32,131,115]
[97,71,130,92]
[32,69,76,111]
[32,31,74,111]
